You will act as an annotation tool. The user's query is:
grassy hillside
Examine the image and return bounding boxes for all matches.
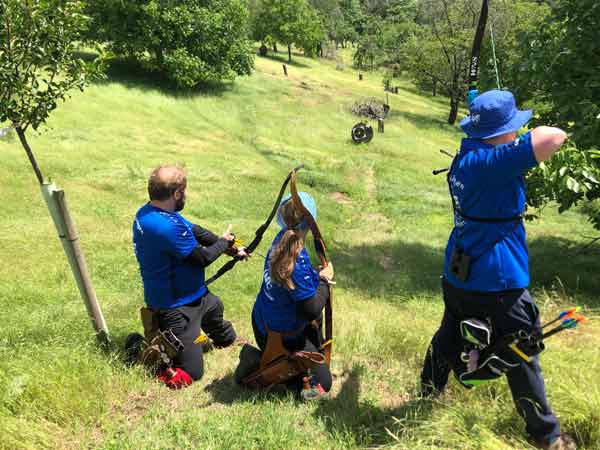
[1,49,599,450]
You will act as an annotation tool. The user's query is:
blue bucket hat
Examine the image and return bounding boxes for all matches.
[460,90,532,139]
[276,192,317,230]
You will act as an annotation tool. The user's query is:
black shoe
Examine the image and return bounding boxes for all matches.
[234,344,262,385]
[124,332,145,365]
[535,434,577,450]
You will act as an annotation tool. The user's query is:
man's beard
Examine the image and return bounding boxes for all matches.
[175,198,185,212]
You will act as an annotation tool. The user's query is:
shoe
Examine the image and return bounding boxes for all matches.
[300,382,329,401]
[124,332,145,365]
[156,367,193,390]
[535,434,577,450]
[213,336,248,349]
[233,344,262,385]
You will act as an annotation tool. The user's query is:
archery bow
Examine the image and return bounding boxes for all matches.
[467,0,490,107]
[289,171,333,365]
[434,1,491,175]
[205,165,304,285]
[290,171,329,270]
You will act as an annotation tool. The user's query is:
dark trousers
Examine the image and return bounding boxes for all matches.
[421,278,560,443]
[252,318,332,393]
[157,292,236,381]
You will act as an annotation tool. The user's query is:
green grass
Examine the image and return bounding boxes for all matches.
[1,48,599,450]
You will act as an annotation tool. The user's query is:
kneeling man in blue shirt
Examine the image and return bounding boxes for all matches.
[420,90,575,450]
[133,165,247,385]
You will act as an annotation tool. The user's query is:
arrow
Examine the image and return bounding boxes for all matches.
[541,307,581,329]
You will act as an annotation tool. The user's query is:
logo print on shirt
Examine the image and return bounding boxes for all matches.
[263,269,274,301]
[135,218,143,235]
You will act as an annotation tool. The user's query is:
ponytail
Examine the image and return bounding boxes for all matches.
[270,200,306,289]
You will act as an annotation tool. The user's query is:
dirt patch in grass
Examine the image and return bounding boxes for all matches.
[378,391,411,409]
[330,191,352,204]
[365,167,377,199]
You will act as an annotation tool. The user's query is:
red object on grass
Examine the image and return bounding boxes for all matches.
[157,367,193,389]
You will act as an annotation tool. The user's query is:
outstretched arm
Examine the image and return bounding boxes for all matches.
[531,126,567,162]
[184,239,230,267]
[192,224,220,246]
[184,224,235,267]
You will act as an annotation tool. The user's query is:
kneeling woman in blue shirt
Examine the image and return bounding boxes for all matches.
[251,192,333,395]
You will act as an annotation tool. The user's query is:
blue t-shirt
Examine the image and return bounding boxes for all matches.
[252,231,320,336]
[444,132,538,292]
[132,203,207,309]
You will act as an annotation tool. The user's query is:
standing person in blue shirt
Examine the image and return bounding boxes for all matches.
[420,91,576,450]
[132,164,247,386]
[250,192,334,398]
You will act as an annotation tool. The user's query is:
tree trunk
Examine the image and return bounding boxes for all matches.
[273,43,278,53]
[288,44,292,63]
[15,126,44,185]
[155,47,165,68]
[448,96,459,124]
[432,81,437,97]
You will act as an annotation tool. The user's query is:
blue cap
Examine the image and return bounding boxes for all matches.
[460,90,532,139]
[276,192,317,230]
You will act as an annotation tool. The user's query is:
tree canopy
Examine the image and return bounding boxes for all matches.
[0,0,101,132]
[251,0,324,62]
[87,0,254,88]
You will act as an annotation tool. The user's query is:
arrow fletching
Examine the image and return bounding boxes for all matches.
[558,306,580,320]
[542,306,581,329]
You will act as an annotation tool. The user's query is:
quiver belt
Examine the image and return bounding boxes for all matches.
[140,307,160,342]
[139,329,184,369]
[242,350,326,388]
[459,354,519,388]
[138,307,184,370]
[458,317,545,388]
[239,329,326,389]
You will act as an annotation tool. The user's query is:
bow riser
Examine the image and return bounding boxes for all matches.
[467,0,490,106]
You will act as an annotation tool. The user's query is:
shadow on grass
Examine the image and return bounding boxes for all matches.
[258,51,312,69]
[396,110,461,134]
[529,236,600,304]
[313,364,435,447]
[333,240,444,301]
[203,371,300,406]
[332,235,600,305]
[203,373,262,404]
[394,82,458,109]
[92,56,233,98]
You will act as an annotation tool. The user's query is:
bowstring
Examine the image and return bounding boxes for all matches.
[489,19,502,89]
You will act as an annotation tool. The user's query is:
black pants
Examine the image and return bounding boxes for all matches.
[252,318,332,393]
[421,278,560,443]
[157,292,236,381]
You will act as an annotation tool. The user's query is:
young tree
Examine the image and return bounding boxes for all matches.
[399,0,477,124]
[353,15,385,70]
[352,0,416,70]
[517,0,600,231]
[519,0,599,150]
[87,0,254,88]
[252,0,324,62]
[0,0,109,342]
